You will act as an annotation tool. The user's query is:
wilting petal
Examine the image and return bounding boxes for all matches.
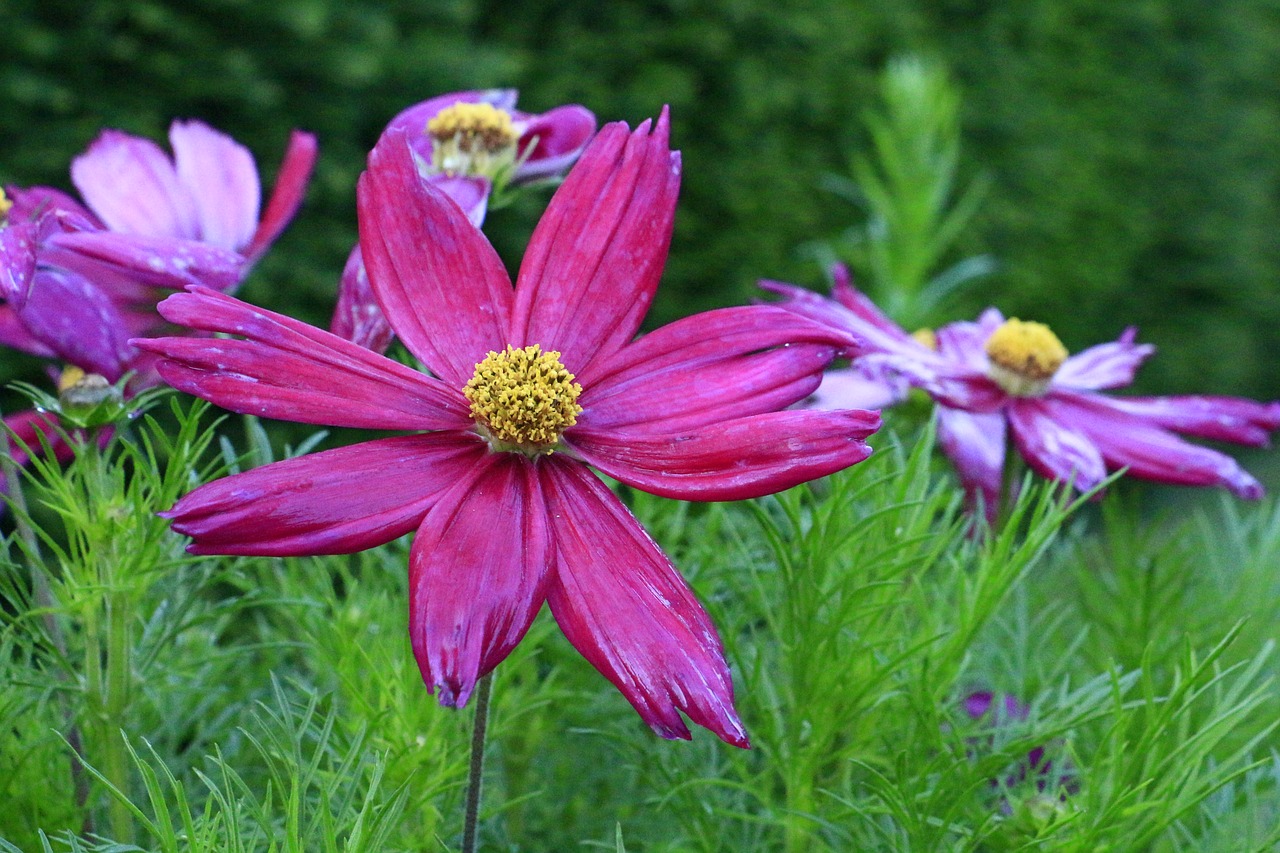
[18,268,135,379]
[1048,394,1267,498]
[137,287,471,430]
[540,458,748,746]
[245,129,318,261]
[1053,328,1155,390]
[329,245,394,354]
[569,409,878,501]
[5,185,101,230]
[937,407,1007,523]
[1007,398,1107,493]
[170,120,261,253]
[935,309,1004,372]
[512,104,598,183]
[357,130,512,385]
[165,433,487,555]
[511,113,679,374]
[577,305,843,432]
[50,230,245,292]
[1088,393,1280,446]
[803,366,910,411]
[409,452,551,707]
[71,130,198,240]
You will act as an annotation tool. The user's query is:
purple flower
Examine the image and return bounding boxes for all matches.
[330,90,596,352]
[136,111,879,745]
[765,269,1280,520]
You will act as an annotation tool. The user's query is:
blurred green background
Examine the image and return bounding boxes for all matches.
[3,0,1278,400]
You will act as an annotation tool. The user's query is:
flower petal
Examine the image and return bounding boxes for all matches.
[803,366,910,411]
[409,452,551,707]
[569,409,879,501]
[245,129,318,261]
[576,305,844,432]
[937,407,1007,523]
[17,268,135,379]
[0,304,56,358]
[164,433,487,555]
[1007,398,1107,493]
[49,230,246,292]
[71,130,198,240]
[329,245,394,354]
[136,286,471,430]
[510,112,679,374]
[385,89,517,165]
[357,130,512,385]
[1049,393,1267,497]
[540,458,748,746]
[1053,328,1155,390]
[169,120,261,253]
[511,104,598,183]
[1090,393,1280,446]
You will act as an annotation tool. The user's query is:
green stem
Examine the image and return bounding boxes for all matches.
[461,673,494,853]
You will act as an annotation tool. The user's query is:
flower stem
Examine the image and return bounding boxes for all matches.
[461,673,494,853]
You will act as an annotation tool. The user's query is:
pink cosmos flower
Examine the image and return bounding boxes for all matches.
[135,111,880,746]
[330,89,596,352]
[765,269,1280,521]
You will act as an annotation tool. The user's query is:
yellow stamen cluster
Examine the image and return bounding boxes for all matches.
[984,318,1068,396]
[463,345,583,452]
[57,365,88,392]
[911,327,938,351]
[426,102,519,178]
[0,188,12,223]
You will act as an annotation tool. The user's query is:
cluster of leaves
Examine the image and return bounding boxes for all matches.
[2,406,1279,850]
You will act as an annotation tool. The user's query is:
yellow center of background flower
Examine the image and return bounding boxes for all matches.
[0,188,12,223]
[911,328,938,351]
[463,345,583,451]
[983,318,1068,395]
[426,102,519,178]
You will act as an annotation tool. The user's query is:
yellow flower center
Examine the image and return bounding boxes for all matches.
[426,102,519,179]
[0,188,12,224]
[984,318,1068,396]
[463,345,583,453]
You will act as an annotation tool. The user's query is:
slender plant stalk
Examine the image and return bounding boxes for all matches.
[0,410,93,827]
[461,673,494,853]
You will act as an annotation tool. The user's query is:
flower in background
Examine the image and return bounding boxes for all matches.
[0,122,315,491]
[765,268,1280,521]
[138,111,879,746]
[330,89,596,353]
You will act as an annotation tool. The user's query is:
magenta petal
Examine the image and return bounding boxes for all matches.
[429,175,492,228]
[539,459,748,746]
[6,186,101,230]
[937,407,1007,523]
[1053,328,1155,390]
[245,129,318,262]
[1,218,40,302]
[577,305,844,432]
[512,104,598,183]
[17,268,135,379]
[329,245,394,354]
[136,287,471,430]
[3,409,73,473]
[759,278,896,354]
[409,452,551,707]
[804,366,910,411]
[165,433,487,556]
[0,304,56,358]
[1007,398,1107,493]
[357,130,512,385]
[169,120,261,253]
[511,113,679,374]
[50,231,246,292]
[1090,393,1280,446]
[71,130,198,240]
[1048,395,1267,497]
[570,409,879,501]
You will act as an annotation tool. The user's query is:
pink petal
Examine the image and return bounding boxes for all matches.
[570,409,879,501]
[409,452,551,707]
[329,245,394,354]
[17,268,135,380]
[803,366,910,411]
[935,309,1005,372]
[385,89,517,164]
[71,130,198,240]
[0,304,56,358]
[1007,398,1107,493]
[3,409,73,473]
[357,130,512,385]
[428,175,492,227]
[1053,328,1155,390]
[512,104,598,183]
[136,286,471,430]
[759,277,896,354]
[937,407,1007,523]
[245,130,318,262]
[1048,394,1267,497]
[50,231,246,292]
[164,433,487,555]
[510,112,679,374]
[169,120,261,253]
[540,458,748,746]
[1,218,40,303]
[1087,393,1280,446]
[5,185,101,229]
[576,305,843,432]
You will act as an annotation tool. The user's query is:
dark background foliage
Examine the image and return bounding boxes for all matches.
[3,0,1278,399]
